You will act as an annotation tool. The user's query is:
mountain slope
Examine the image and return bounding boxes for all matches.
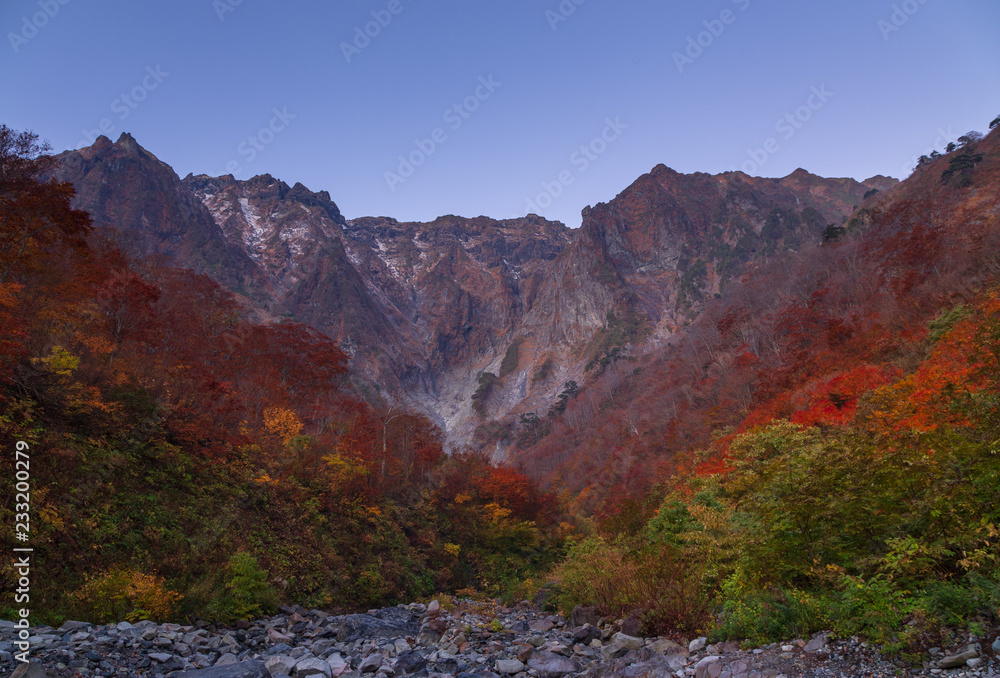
[512,126,1000,512]
[53,133,895,445]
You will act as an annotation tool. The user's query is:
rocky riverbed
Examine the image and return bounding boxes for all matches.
[2,600,998,678]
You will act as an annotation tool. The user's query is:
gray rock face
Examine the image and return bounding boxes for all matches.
[335,608,420,643]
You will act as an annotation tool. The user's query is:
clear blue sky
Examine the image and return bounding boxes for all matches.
[2,0,998,227]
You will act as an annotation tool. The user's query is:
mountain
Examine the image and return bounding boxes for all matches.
[51,134,268,301]
[18,121,1000,642]
[514,127,1000,508]
[52,132,896,447]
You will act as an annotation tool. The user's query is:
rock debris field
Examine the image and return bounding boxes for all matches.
[2,600,998,678]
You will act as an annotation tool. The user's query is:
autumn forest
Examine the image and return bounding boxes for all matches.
[2,117,1000,655]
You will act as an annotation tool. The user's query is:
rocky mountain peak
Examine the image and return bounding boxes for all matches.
[115,131,142,155]
[91,134,113,151]
[54,134,894,446]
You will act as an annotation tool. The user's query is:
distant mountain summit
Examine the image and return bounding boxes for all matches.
[53,133,895,447]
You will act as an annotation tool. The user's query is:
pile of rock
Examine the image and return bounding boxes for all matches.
[2,604,998,678]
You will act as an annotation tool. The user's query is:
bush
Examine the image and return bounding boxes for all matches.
[499,340,521,378]
[918,574,1000,626]
[712,568,826,645]
[74,568,182,623]
[553,537,711,634]
[828,574,914,648]
[532,357,555,383]
[207,553,279,622]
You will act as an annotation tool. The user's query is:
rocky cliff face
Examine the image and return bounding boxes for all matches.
[51,134,268,302]
[181,172,424,394]
[53,133,895,447]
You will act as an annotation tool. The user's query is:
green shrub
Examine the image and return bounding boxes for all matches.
[208,553,279,622]
[499,340,521,378]
[917,580,978,626]
[918,574,1000,626]
[712,568,826,645]
[532,357,555,383]
[928,304,970,344]
[828,574,914,648]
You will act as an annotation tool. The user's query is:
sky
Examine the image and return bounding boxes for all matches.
[2,0,999,229]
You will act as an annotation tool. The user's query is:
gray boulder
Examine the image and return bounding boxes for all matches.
[804,633,828,653]
[938,648,978,669]
[612,632,644,651]
[527,651,581,677]
[571,624,600,644]
[295,656,333,678]
[10,662,49,678]
[333,608,419,643]
[173,660,271,677]
[358,653,384,674]
[495,659,524,674]
[393,649,427,675]
[689,637,707,652]
[265,654,298,675]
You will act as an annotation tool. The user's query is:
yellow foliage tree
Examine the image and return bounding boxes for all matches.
[75,568,182,622]
[263,406,303,444]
